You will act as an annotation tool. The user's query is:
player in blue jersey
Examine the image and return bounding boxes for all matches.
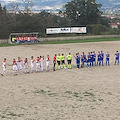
[100,51,104,66]
[115,51,119,65]
[87,52,91,68]
[90,51,94,66]
[74,53,80,69]
[106,51,110,66]
[97,51,101,66]
[81,52,87,68]
[93,51,96,66]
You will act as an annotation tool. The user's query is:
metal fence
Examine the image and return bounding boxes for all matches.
[0,35,120,43]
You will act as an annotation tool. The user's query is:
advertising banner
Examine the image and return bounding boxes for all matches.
[70,27,86,33]
[46,27,86,34]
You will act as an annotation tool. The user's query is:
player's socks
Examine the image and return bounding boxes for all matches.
[67,65,69,69]
[90,62,91,67]
[87,64,89,68]
[58,66,60,70]
[95,62,96,66]
[102,61,104,66]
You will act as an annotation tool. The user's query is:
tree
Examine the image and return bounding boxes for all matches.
[7,2,20,13]
[64,0,102,26]
[21,0,34,13]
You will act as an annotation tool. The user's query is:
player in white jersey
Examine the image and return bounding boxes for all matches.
[46,55,50,71]
[40,56,44,71]
[12,58,18,76]
[36,57,40,72]
[17,57,22,74]
[23,58,29,74]
[31,56,35,73]
[1,58,6,76]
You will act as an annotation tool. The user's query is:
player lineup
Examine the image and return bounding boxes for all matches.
[1,50,119,76]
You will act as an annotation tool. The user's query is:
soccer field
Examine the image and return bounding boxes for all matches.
[0,41,120,120]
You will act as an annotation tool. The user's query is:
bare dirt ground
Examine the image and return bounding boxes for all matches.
[0,41,120,120]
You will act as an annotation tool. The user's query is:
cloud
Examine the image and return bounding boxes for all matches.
[2,0,18,2]
[32,5,53,10]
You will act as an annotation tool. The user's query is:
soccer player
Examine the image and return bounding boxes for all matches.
[57,53,61,70]
[93,51,96,66]
[74,53,80,69]
[40,56,44,71]
[31,56,35,73]
[12,58,18,76]
[97,51,101,66]
[90,51,94,66]
[53,54,57,71]
[106,51,110,66]
[1,58,6,76]
[87,52,91,68]
[36,57,40,72]
[100,51,104,66]
[115,51,119,65]
[67,53,72,69]
[81,52,86,68]
[17,57,22,74]
[46,55,50,71]
[23,58,29,74]
[61,53,66,69]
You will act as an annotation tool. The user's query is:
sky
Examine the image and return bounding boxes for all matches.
[0,0,119,10]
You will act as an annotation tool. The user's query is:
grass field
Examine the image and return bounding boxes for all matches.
[0,37,120,47]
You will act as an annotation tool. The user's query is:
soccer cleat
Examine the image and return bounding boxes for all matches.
[3,74,6,77]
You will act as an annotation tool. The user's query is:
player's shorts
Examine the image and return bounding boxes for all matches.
[46,61,50,66]
[106,58,109,61]
[53,61,56,64]
[36,64,40,69]
[57,61,60,65]
[76,60,80,64]
[41,63,43,67]
[91,58,94,62]
[98,58,101,62]
[3,67,6,72]
[17,65,22,70]
[93,58,96,62]
[61,60,65,64]
[101,57,103,61]
[31,64,34,68]
[83,59,86,63]
[68,60,71,64]
[87,59,91,63]
[81,59,83,63]
[116,57,119,60]
[24,65,28,69]
[13,65,17,71]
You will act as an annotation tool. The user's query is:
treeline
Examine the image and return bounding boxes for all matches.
[0,0,120,39]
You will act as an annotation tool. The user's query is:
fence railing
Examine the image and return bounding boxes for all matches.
[0,35,120,43]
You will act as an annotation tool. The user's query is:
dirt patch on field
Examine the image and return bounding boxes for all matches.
[0,41,120,120]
